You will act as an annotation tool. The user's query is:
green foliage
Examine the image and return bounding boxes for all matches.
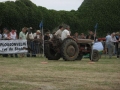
[0,0,119,37]
[78,0,120,36]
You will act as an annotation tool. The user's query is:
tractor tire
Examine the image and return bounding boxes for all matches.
[90,49,100,62]
[61,39,79,61]
[44,43,61,60]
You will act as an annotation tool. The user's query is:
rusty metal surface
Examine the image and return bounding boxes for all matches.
[76,39,93,44]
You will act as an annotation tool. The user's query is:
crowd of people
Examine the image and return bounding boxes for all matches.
[0,25,120,59]
[106,32,120,59]
[0,27,42,57]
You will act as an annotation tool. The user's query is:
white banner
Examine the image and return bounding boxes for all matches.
[0,40,28,54]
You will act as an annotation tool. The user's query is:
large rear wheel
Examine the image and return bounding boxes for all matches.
[44,43,61,60]
[61,39,79,61]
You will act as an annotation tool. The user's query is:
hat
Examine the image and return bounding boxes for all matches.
[37,30,41,33]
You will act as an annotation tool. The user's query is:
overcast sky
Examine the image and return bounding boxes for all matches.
[0,0,84,11]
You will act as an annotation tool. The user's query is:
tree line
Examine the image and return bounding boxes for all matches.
[0,0,120,37]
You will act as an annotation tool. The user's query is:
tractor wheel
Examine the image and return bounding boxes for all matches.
[44,43,61,60]
[61,39,79,61]
[90,49,100,62]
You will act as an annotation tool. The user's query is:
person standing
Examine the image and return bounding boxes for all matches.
[73,32,79,39]
[34,30,42,39]
[10,28,18,57]
[2,29,12,57]
[19,27,27,40]
[34,30,42,55]
[106,33,114,58]
[80,33,86,39]
[19,27,27,57]
[2,28,9,57]
[2,28,8,40]
[115,32,119,55]
[86,30,94,40]
[111,32,117,55]
[26,27,36,57]
[10,28,17,40]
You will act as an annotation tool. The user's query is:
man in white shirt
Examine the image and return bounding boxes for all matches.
[61,25,71,40]
[26,27,34,40]
[106,33,115,58]
[55,25,64,38]
[26,27,36,57]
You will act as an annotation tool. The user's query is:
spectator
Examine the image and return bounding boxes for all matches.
[34,30,42,54]
[115,32,119,55]
[26,27,34,40]
[2,28,9,57]
[19,27,27,39]
[55,25,64,38]
[34,30,42,39]
[111,32,117,55]
[10,28,18,58]
[10,28,17,40]
[80,33,86,39]
[19,27,27,57]
[73,32,79,39]
[6,30,12,57]
[2,28,8,40]
[106,32,114,59]
[26,27,36,57]
[86,30,94,40]
[6,30,12,40]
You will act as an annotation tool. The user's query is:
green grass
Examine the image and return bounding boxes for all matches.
[0,56,120,90]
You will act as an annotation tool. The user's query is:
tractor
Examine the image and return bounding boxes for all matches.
[44,36,100,61]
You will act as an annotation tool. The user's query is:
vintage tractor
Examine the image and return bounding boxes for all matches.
[44,37,100,61]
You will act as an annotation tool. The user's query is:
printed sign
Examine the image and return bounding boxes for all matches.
[0,40,28,54]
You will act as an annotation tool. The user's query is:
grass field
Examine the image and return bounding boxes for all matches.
[0,56,120,90]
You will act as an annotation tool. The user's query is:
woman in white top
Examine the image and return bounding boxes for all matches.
[10,29,18,57]
[10,29,17,40]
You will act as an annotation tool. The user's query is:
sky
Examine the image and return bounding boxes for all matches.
[0,0,84,11]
